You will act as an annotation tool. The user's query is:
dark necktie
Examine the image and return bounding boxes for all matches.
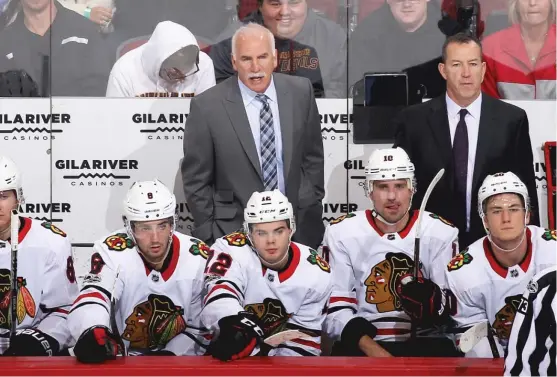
[255,94,278,191]
[453,109,469,227]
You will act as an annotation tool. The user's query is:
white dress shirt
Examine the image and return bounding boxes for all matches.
[238,77,285,194]
[446,93,482,232]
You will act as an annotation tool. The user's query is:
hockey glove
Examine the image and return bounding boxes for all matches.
[210,311,264,361]
[396,274,456,326]
[4,328,60,356]
[73,326,121,363]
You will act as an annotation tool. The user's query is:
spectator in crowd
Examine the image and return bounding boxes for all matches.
[0,0,111,96]
[182,23,324,249]
[482,0,556,99]
[210,0,346,98]
[58,0,114,30]
[106,21,215,97]
[393,33,539,249]
[348,0,445,91]
[109,0,229,43]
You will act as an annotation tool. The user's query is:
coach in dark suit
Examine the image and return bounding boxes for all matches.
[393,33,539,248]
[182,23,324,248]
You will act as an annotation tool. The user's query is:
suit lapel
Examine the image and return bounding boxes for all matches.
[274,75,293,182]
[223,79,263,180]
[427,97,453,166]
[472,95,497,192]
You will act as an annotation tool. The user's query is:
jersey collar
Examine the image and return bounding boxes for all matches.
[483,228,533,278]
[142,234,180,281]
[366,209,419,239]
[6,216,32,245]
[261,243,301,283]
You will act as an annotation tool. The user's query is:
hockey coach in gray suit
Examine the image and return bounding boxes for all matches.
[181,23,324,249]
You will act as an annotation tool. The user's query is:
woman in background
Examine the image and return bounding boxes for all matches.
[482,0,556,99]
[58,0,114,32]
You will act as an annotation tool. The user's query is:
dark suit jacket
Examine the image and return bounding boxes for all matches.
[182,73,325,248]
[393,93,539,247]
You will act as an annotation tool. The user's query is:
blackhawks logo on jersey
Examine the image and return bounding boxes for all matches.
[493,294,522,341]
[330,213,355,225]
[41,222,67,237]
[307,249,330,273]
[364,252,418,313]
[122,294,186,350]
[104,233,134,251]
[541,229,556,241]
[428,213,455,228]
[447,248,472,271]
[188,238,210,259]
[224,232,249,247]
[245,298,291,337]
[0,270,36,328]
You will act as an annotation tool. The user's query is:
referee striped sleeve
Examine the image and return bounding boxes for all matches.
[504,265,556,376]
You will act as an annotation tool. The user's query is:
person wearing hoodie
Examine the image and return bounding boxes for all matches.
[210,0,343,98]
[105,21,216,97]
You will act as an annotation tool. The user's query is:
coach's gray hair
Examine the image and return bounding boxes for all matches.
[231,23,276,58]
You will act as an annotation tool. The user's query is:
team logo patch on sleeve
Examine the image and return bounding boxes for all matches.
[224,232,249,247]
[307,248,331,273]
[40,222,67,237]
[429,213,455,228]
[541,229,556,241]
[330,213,355,225]
[189,238,210,259]
[447,248,472,271]
[104,233,134,251]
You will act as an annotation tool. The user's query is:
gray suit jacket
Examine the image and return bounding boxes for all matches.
[182,73,325,248]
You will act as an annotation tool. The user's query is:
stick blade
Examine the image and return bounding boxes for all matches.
[458,322,488,353]
[264,330,312,347]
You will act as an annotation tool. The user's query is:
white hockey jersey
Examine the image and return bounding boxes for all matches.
[323,210,459,342]
[446,226,557,357]
[67,229,210,356]
[202,232,333,356]
[0,217,78,354]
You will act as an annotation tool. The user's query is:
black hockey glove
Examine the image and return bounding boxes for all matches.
[4,328,60,356]
[73,326,121,363]
[396,274,456,326]
[209,311,264,361]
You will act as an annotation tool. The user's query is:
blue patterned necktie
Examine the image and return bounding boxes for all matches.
[255,94,278,190]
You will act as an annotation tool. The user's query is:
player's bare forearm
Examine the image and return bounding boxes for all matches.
[358,335,392,357]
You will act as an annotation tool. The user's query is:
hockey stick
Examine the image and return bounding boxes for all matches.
[109,266,127,357]
[409,169,444,339]
[9,210,19,344]
[263,330,313,347]
[458,321,500,358]
[413,168,445,278]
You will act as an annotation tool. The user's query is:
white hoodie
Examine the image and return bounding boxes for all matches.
[106,21,215,97]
